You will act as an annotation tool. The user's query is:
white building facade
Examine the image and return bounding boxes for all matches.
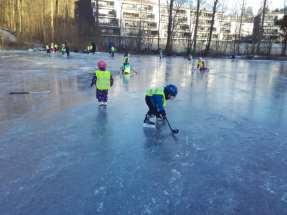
[91,0,283,52]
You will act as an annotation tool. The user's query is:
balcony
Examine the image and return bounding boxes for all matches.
[98,1,114,8]
[147,14,155,19]
[123,12,140,19]
[99,19,119,27]
[180,25,189,31]
[148,22,157,28]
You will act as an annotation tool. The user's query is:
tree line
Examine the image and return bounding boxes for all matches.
[0,0,96,47]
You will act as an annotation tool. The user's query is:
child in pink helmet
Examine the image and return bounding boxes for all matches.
[91,60,113,106]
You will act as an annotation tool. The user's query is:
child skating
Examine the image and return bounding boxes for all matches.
[91,60,114,106]
[196,57,208,72]
[121,58,136,75]
[110,46,115,57]
[143,84,178,128]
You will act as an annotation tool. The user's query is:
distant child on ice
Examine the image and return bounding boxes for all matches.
[121,57,136,74]
[121,52,137,74]
[197,57,208,71]
[110,46,115,57]
[91,60,113,106]
[143,84,178,127]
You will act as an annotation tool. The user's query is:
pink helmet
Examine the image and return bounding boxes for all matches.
[97,60,107,70]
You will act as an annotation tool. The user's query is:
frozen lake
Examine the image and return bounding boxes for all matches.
[1,50,287,214]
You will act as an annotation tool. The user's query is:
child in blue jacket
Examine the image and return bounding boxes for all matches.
[143,84,178,127]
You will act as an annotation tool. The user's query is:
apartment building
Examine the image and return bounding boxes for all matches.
[220,15,254,41]
[91,0,284,48]
[190,9,223,41]
[121,0,158,37]
[251,10,284,43]
[262,11,284,42]
[91,0,120,36]
[159,5,190,39]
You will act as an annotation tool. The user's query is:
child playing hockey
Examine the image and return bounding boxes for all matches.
[143,84,178,127]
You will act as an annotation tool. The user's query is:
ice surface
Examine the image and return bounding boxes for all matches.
[0,50,287,214]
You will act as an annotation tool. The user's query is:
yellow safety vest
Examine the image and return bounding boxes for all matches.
[197,60,204,68]
[95,70,111,90]
[124,65,131,74]
[146,87,167,107]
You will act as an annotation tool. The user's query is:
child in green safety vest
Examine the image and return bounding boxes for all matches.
[197,57,208,71]
[143,84,178,127]
[122,63,131,74]
[121,53,136,74]
[121,57,136,74]
[111,46,115,57]
[90,60,114,106]
[61,44,66,55]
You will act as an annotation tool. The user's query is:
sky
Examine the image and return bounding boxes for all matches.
[227,0,286,14]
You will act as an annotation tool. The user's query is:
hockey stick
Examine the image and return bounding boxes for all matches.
[9,90,51,94]
[164,117,179,134]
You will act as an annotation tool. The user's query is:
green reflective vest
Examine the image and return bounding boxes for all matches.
[95,70,111,90]
[197,60,204,68]
[123,64,131,74]
[146,87,166,107]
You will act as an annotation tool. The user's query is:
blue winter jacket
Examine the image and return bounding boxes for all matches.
[149,94,165,113]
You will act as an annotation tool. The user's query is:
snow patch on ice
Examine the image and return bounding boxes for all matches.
[96,202,104,212]
[169,169,182,184]
[181,162,193,167]
[281,193,287,203]
[262,180,276,194]
[192,143,205,151]
[94,186,106,196]
[143,205,152,214]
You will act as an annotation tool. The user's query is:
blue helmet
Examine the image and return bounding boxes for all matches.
[165,84,178,97]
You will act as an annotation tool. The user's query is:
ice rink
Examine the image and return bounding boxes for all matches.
[1,50,287,214]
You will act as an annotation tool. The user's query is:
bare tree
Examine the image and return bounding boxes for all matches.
[165,0,186,55]
[275,15,287,55]
[75,0,96,45]
[158,0,161,50]
[17,0,23,34]
[165,0,175,54]
[136,0,144,51]
[236,0,245,54]
[204,0,219,55]
[192,0,201,55]
[50,0,55,41]
[256,0,268,54]
[118,1,124,49]
[187,0,193,55]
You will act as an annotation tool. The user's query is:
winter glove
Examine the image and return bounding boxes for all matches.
[90,76,96,87]
[90,81,94,87]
